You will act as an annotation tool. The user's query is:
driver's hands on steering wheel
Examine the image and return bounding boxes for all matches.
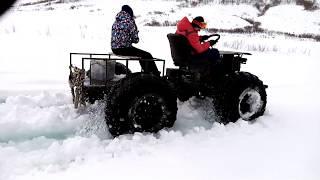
[209,39,218,46]
[202,34,220,46]
[201,35,211,41]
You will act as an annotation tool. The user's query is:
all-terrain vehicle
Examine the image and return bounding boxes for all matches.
[69,34,267,136]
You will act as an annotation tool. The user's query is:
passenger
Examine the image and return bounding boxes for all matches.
[175,16,220,64]
[111,5,159,74]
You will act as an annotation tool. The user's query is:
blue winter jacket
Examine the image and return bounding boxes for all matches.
[111,11,139,49]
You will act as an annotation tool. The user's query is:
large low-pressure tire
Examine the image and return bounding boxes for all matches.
[115,62,131,75]
[213,72,267,123]
[105,73,177,136]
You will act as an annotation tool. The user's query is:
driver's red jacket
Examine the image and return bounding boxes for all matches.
[175,17,210,54]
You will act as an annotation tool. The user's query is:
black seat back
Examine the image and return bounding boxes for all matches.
[167,33,193,66]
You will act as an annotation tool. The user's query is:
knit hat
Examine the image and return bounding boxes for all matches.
[121,5,134,17]
[192,16,207,29]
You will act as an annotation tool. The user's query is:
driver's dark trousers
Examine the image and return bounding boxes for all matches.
[194,48,220,65]
[112,47,159,74]
[191,48,221,81]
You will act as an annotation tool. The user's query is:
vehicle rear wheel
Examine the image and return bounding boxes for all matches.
[105,73,177,136]
[115,62,131,75]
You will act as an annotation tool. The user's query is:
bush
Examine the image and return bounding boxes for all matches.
[296,0,318,10]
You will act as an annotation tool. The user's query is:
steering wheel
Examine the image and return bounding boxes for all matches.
[210,34,220,42]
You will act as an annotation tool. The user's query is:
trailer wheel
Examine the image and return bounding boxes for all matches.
[213,72,267,123]
[105,73,177,136]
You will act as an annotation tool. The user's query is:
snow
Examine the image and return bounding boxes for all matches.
[258,5,320,34]
[1,0,320,180]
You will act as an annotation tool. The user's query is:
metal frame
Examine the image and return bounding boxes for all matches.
[69,53,166,87]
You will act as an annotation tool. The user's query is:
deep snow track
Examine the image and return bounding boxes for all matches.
[1,53,320,180]
[1,74,320,180]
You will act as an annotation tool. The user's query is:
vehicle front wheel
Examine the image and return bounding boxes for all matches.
[213,72,267,123]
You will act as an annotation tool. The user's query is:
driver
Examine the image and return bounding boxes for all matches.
[175,16,220,63]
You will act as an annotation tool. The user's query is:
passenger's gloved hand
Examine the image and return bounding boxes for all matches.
[209,39,218,46]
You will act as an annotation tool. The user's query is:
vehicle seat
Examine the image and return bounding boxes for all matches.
[167,33,194,67]
[168,33,224,82]
[167,34,211,69]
